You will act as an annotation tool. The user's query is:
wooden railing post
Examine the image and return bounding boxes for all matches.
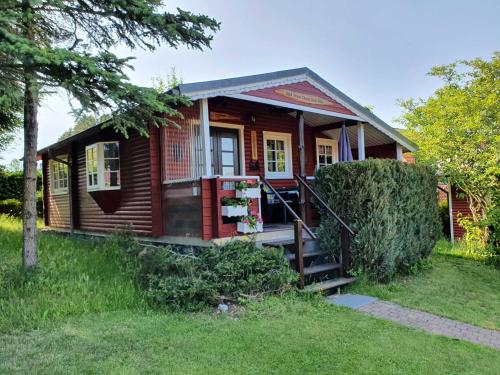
[340,226,351,277]
[294,219,305,289]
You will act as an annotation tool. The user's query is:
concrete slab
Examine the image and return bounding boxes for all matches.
[326,294,378,309]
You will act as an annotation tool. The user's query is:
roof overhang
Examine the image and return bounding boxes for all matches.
[178,67,417,152]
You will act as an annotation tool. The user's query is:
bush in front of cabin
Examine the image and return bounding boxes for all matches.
[110,231,296,311]
[314,159,441,282]
[0,192,44,218]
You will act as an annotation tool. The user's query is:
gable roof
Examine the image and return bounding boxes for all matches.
[176,67,417,152]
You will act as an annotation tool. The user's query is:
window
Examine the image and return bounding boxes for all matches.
[263,131,292,179]
[316,138,338,169]
[50,158,68,195]
[85,142,120,191]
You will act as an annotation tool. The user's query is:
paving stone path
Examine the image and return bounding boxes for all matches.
[359,300,500,350]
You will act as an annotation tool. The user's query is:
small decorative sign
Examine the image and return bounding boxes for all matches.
[209,112,240,122]
[274,88,334,107]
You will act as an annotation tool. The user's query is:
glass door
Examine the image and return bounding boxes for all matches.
[210,128,240,176]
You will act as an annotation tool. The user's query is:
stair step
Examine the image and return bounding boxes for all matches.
[305,277,356,293]
[286,249,327,261]
[304,262,341,275]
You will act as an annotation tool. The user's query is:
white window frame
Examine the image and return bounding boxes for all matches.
[316,138,339,169]
[263,131,293,179]
[49,156,68,195]
[85,141,121,191]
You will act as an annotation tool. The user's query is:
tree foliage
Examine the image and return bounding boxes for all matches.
[58,114,110,141]
[0,0,219,268]
[397,53,500,241]
[0,0,219,135]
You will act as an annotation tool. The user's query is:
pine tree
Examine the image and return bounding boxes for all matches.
[0,1,219,269]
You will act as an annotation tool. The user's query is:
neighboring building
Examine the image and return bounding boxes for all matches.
[37,68,417,244]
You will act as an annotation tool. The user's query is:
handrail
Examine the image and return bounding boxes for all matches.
[294,174,355,236]
[260,176,317,240]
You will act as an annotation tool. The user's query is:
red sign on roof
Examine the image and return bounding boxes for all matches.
[242,81,355,115]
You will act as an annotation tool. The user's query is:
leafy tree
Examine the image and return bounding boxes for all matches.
[151,66,183,93]
[7,158,22,172]
[0,1,219,269]
[58,114,110,141]
[398,52,500,243]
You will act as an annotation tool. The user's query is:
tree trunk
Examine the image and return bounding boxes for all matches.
[22,75,39,269]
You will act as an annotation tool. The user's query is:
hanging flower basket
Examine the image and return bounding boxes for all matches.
[221,205,248,217]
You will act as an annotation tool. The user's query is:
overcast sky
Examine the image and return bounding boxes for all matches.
[2,0,499,162]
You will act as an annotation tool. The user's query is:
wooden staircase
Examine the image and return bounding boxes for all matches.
[263,232,355,295]
[260,175,356,294]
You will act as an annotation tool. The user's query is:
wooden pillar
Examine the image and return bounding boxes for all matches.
[294,219,305,289]
[297,111,306,221]
[396,144,403,161]
[41,154,49,226]
[69,142,79,232]
[357,122,365,161]
[200,98,212,176]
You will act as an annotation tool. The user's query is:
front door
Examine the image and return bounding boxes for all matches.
[210,127,240,176]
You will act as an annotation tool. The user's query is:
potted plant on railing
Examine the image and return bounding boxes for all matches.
[237,212,263,233]
[221,197,248,217]
[235,180,261,199]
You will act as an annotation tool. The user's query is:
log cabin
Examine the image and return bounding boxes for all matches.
[37,67,418,246]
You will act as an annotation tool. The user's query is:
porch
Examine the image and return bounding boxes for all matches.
[161,94,410,242]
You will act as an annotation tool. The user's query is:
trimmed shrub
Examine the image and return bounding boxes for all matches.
[0,169,42,201]
[0,193,44,218]
[315,159,441,282]
[110,231,296,311]
[0,199,22,217]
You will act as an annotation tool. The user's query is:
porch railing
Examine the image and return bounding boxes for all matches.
[295,174,356,278]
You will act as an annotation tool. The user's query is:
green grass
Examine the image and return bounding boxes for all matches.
[0,215,146,333]
[1,216,499,374]
[1,297,499,375]
[350,239,500,330]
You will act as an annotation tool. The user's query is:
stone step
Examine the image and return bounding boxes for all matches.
[304,262,341,276]
[305,277,356,293]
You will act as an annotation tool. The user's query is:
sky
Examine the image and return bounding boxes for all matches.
[1,0,499,163]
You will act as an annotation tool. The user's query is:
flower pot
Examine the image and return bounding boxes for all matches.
[235,187,261,199]
[221,205,248,217]
[237,222,263,234]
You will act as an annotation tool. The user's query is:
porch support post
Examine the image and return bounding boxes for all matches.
[357,122,365,161]
[396,143,403,161]
[297,110,306,221]
[200,98,212,176]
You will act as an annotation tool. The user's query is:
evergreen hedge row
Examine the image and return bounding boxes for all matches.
[0,169,42,201]
[314,159,441,282]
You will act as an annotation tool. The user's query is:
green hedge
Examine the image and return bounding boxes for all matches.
[314,159,441,282]
[0,169,43,201]
[0,192,44,218]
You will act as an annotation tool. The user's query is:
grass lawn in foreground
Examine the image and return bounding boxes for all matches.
[1,216,499,374]
[350,240,500,331]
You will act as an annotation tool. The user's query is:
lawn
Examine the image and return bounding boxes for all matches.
[350,240,500,331]
[1,216,499,374]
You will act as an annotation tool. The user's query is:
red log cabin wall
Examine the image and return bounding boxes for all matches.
[43,128,157,236]
[451,186,472,239]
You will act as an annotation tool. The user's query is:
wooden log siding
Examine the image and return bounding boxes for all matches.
[77,130,154,235]
[451,186,472,239]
